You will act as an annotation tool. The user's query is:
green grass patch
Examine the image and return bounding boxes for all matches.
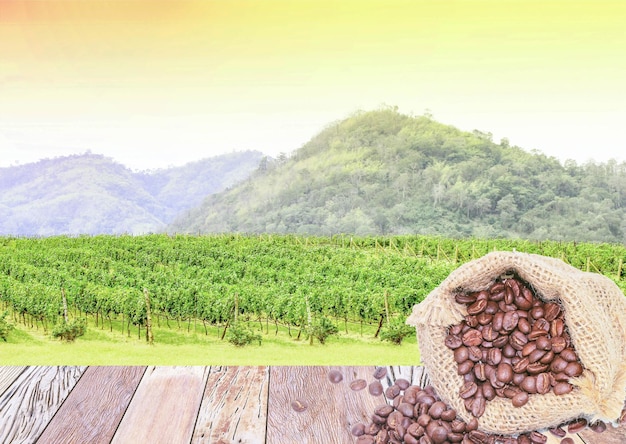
[0,317,421,366]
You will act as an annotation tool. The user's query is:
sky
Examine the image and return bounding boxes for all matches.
[1,0,625,171]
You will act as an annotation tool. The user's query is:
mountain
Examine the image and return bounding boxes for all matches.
[0,151,263,236]
[168,108,626,243]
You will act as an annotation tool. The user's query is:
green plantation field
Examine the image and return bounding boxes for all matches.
[1,234,625,365]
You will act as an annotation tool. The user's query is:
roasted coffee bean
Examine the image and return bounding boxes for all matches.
[510,330,529,350]
[373,367,388,380]
[535,336,552,351]
[560,438,574,444]
[560,348,578,362]
[459,381,478,399]
[496,362,514,383]
[468,429,488,443]
[467,298,488,315]
[385,384,401,399]
[553,381,573,395]
[567,417,588,433]
[374,404,394,418]
[440,408,456,422]
[481,325,499,341]
[528,348,547,364]
[526,362,549,374]
[465,315,479,328]
[529,306,544,320]
[512,391,529,407]
[473,362,487,381]
[356,435,376,444]
[291,398,308,412]
[529,431,547,443]
[589,420,607,433]
[407,422,424,438]
[469,395,486,417]
[512,357,530,373]
[543,302,561,321]
[428,401,447,419]
[396,378,410,390]
[517,317,532,334]
[454,346,469,363]
[417,413,431,427]
[468,346,483,362]
[492,335,509,349]
[520,375,537,394]
[550,336,567,353]
[539,350,555,365]
[492,312,504,332]
[397,402,414,418]
[502,311,520,332]
[350,379,367,391]
[457,360,474,376]
[456,292,478,305]
[328,369,344,383]
[404,434,419,444]
[371,413,387,425]
[536,372,551,394]
[369,380,384,396]
[522,341,537,357]
[462,329,483,347]
[547,426,566,437]
[564,361,583,377]
[477,312,493,325]
[481,382,496,400]
[351,423,366,436]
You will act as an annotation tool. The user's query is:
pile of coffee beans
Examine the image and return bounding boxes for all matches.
[349,367,614,444]
[445,276,583,417]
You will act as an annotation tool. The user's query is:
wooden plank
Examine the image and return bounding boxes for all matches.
[266,366,386,444]
[0,366,27,397]
[192,366,269,444]
[0,366,86,444]
[111,366,209,444]
[37,366,147,444]
[578,421,626,444]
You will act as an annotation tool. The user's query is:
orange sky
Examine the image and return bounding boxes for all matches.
[1,0,625,169]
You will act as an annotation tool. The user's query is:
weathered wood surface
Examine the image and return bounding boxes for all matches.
[266,366,385,444]
[0,365,622,443]
[0,366,86,444]
[110,366,209,444]
[0,366,27,397]
[192,366,269,444]
[37,366,146,444]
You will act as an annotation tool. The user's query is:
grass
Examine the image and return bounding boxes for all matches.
[0,316,421,366]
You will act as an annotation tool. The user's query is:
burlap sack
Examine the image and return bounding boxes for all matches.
[406,251,626,435]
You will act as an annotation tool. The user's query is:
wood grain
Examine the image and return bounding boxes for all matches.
[192,366,269,444]
[266,366,386,444]
[0,366,86,444]
[37,366,146,444]
[0,366,27,397]
[111,366,209,444]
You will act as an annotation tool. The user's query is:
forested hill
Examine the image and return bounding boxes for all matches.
[0,151,263,236]
[169,108,626,243]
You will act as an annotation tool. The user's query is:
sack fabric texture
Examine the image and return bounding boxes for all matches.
[406,251,626,435]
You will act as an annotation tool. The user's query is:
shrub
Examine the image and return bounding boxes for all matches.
[309,316,339,344]
[52,318,87,342]
[0,311,13,341]
[380,318,414,345]
[227,323,262,347]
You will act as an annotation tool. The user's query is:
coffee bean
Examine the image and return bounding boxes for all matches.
[509,330,528,350]
[553,382,573,395]
[564,361,583,377]
[560,438,574,444]
[496,362,514,383]
[385,384,401,399]
[454,346,469,363]
[459,381,478,399]
[512,357,530,373]
[328,369,343,383]
[560,348,578,362]
[529,431,547,443]
[397,402,414,418]
[457,360,474,376]
[369,380,384,396]
[396,378,411,390]
[543,302,561,321]
[512,391,529,407]
[473,362,487,381]
[502,311,520,332]
[520,375,537,394]
[536,372,551,394]
[567,417,588,433]
[467,299,488,315]
[590,420,607,433]
[373,367,388,380]
[548,426,566,437]
[350,379,367,391]
[428,401,447,419]
[351,423,366,436]
[551,336,567,353]
[462,329,483,347]
[517,317,532,334]
[291,398,308,412]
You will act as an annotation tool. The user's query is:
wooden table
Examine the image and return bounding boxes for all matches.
[0,366,623,444]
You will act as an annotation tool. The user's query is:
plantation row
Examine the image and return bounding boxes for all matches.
[0,234,624,343]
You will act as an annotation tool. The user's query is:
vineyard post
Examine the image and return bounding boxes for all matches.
[618,258,623,281]
[143,288,154,345]
[306,293,313,345]
[384,291,390,328]
[61,288,68,323]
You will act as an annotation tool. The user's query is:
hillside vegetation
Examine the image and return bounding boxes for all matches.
[0,151,263,236]
[170,108,626,243]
